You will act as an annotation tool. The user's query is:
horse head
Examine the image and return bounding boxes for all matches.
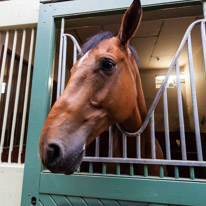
[39,0,143,174]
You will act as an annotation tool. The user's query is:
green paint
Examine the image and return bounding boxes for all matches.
[130,164,134,176]
[102,163,106,174]
[83,197,104,206]
[52,0,201,19]
[51,195,72,206]
[160,166,164,178]
[116,163,121,175]
[190,167,195,180]
[22,0,206,205]
[67,196,88,206]
[39,174,206,205]
[76,167,80,173]
[21,3,55,206]
[100,199,120,206]
[174,166,179,179]
[89,162,93,174]
[144,165,148,177]
[40,195,57,206]
[203,1,206,18]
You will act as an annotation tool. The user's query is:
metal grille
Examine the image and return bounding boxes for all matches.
[57,18,206,178]
[0,28,35,164]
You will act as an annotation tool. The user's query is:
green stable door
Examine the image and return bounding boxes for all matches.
[21,1,206,205]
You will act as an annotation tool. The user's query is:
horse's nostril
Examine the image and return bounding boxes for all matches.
[47,144,61,164]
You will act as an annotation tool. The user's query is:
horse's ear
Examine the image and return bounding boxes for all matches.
[117,0,142,46]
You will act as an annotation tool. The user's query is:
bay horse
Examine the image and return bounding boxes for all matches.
[39,0,166,175]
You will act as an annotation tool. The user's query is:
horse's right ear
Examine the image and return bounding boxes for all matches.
[117,0,142,46]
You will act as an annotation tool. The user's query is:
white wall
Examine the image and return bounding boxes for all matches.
[0,0,39,29]
[0,1,38,206]
[0,164,24,206]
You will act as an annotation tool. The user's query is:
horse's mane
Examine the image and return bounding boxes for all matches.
[79,31,138,65]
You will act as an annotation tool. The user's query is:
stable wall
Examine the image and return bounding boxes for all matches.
[0,164,24,206]
[0,0,39,29]
[0,1,38,206]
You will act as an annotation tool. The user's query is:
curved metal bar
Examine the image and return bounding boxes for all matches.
[63,33,82,55]
[116,18,206,137]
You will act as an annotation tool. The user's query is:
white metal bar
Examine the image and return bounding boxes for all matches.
[108,126,113,157]
[187,34,203,161]
[136,135,141,159]
[176,60,187,160]
[0,31,18,162]
[18,29,35,164]
[122,134,127,158]
[8,30,27,163]
[63,34,81,54]
[116,19,206,138]
[60,36,67,94]
[57,18,65,99]
[150,111,156,159]
[0,31,9,103]
[163,86,171,160]
[95,136,100,157]
[201,21,206,79]
[73,44,77,65]
[83,157,206,167]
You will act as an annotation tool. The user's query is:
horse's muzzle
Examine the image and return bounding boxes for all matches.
[40,142,84,175]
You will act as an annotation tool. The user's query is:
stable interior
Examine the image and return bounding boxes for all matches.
[52,5,206,178]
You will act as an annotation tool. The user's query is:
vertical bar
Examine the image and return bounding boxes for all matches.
[0,31,18,162]
[136,135,141,159]
[150,111,156,159]
[8,30,26,163]
[144,165,148,177]
[116,164,120,175]
[130,164,134,176]
[108,126,113,157]
[21,4,56,205]
[174,166,179,179]
[89,162,93,174]
[122,134,127,158]
[190,167,195,180]
[0,31,9,104]
[18,29,35,164]
[73,43,77,65]
[57,18,65,99]
[83,147,86,157]
[176,60,187,160]
[201,21,206,79]
[102,163,106,174]
[76,167,80,173]
[0,31,9,160]
[203,2,206,19]
[187,34,203,161]
[160,166,164,178]
[95,136,100,157]
[61,36,67,94]
[163,86,171,160]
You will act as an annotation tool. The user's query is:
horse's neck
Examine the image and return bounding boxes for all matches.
[116,64,151,159]
[121,63,148,133]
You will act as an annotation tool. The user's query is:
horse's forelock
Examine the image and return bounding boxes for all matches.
[78,31,138,65]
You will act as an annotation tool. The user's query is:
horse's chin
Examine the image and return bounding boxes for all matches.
[45,149,84,175]
[63,150,84,175]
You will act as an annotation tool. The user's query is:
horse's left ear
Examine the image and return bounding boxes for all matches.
[117,0,142,46]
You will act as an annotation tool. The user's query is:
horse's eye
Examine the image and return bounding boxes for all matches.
[100,58,116,72]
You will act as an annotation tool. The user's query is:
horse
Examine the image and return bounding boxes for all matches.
[39,0,166,176]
